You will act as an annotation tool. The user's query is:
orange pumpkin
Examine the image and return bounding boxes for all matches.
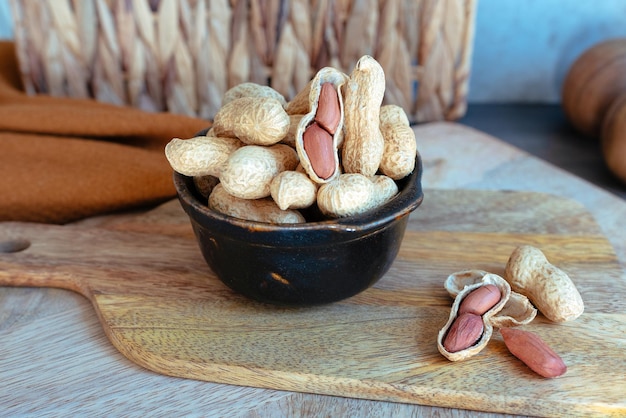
[601,93,626,184]
[562,39,626,139]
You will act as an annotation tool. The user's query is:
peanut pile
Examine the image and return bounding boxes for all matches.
[165,55,417,223]
[438,245,584,379]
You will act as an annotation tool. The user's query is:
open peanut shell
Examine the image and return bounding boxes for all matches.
[443,269,491,297]
[294,67,348,184]
[490,291,537,327]
[438,273,512,361]
[444,270,537,327]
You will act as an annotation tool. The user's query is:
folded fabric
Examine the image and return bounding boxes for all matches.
[0,41,209,224]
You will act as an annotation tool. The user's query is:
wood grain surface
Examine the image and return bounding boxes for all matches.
[0,189,624,417]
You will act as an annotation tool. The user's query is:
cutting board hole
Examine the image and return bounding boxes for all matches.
[0,238,31,253]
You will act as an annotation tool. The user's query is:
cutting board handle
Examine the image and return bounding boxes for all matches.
[0,237,31,253]
[0,222,93,297]
[0,220,205,299]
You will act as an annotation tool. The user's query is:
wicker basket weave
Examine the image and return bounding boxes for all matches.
[10,0,476,123]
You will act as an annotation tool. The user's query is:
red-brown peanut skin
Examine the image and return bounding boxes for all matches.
[458,284,502,316]
[303,122,336,180]
[443,312,484,353]
[500,328,567,378]
[315,82,341,134]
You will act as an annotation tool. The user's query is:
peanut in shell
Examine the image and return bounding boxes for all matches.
[379,105,417,180]
[294,67,348,184]
[221,82,287,108]
[504,245,584,323]
[341,55,386,177]
[209,184,305,224]
[165,136,243,177]
[438,272,536,362]
[444,270,537,329]
[212,97,290,146]
[219,144,299,200]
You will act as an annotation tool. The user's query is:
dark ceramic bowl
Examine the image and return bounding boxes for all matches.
[174,155,423,306]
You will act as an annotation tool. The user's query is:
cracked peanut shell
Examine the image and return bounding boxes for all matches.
[444,270,537,328]
[438,272,537,361]
[294,67,349,183]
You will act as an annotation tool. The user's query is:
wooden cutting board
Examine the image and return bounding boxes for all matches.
[0,189,624,417]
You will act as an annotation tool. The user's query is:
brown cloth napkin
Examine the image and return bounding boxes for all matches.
[0,41,209,224]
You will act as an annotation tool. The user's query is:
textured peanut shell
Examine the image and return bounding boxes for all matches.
[222,82,287,108]
[369,175,399,209]
[341,55,386,176]
[317,174,374,218]
[490,291,537,328]
[316,174,398,218]
[281,114,304,148]
[444,270,491,296]
[295,67,348,183]
[219,144,299,200]
[380,104,410,127]
[504,245,584,322]
[445,270,537,328]
[165,136,243,177]
[286,79,313,115]
[438,273,512,361]
[379,123,417,180]
[212,97,290,146]
[209,184,305,224]
[379,105,415,180]
[270,171,318,210]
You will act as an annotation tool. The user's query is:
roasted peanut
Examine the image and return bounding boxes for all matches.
[379,104,417,180]
[315,82,341,134]
[341,55,386,176]
[500,327,567,378]
[165,136,243,177]
[294,67,347,184]
[212,97,290,146]
[302,122,336,180]
[221,82,287,107]
[369,175,399,208]
[317,174,374,218]
[443,312,484,353]
[504,245,584,322]
[316,173,398,218]
[444,270,537,328]
[459,284,502,316]
[209,184,305,224]
[438,273,522,361]
[219,144,299,200]
[379,104,410,127]
[270,171,318,210]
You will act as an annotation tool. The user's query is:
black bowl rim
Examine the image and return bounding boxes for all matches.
[174,153,424,234]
